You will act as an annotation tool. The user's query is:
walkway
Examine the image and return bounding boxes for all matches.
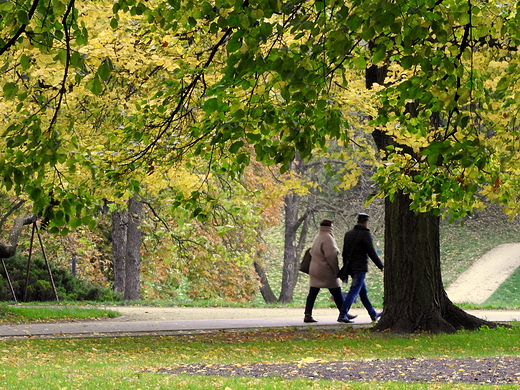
[0,308,518,340]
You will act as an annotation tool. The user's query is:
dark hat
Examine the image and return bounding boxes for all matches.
[357,213,370,222]
[320,219,333,226]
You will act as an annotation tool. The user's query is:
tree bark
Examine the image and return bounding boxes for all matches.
[111,209,127,295]
[372,191,497,333]
[254,261,277,303]
[278,192,302,303]
[278,154,315,303]
[0,214,37,258]
[124,195,142,300]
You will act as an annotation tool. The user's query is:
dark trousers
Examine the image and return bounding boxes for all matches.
[305,286,343,315]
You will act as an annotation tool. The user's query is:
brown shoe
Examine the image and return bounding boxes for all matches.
[304,314,318,323]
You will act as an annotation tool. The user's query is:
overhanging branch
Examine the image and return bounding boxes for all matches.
[0,214,38,258]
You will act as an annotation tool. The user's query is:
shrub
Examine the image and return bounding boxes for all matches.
[0,254,120,302]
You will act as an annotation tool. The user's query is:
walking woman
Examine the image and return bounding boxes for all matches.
[303,219,345,323]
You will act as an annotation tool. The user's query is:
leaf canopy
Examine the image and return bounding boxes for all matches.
[1,0,520,231]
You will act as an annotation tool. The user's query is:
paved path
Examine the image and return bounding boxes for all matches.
[446,243,520,304]
[0,308,518,340]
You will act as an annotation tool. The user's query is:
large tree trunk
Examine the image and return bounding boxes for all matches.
[367,61,496,333]
[124,195,142,300]
[111,210,127,295]
[373,192,497,333]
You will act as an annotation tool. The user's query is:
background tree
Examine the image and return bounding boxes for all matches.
[273,146,381,303]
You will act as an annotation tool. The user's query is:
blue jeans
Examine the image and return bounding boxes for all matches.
[340,271,377,319]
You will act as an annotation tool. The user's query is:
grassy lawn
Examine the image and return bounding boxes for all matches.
[1,325,519,389]
[484,266,520,308]
[0,304,119,323]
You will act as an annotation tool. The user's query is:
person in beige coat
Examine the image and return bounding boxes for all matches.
[303,219,346,323]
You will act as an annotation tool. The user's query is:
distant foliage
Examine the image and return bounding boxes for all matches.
[0,254,120,302]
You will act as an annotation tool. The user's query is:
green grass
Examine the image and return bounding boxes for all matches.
[0,304,119,323]
[485,266,520,307]
[1,324,519,389]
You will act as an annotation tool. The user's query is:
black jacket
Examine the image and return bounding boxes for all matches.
[342,224,384,273]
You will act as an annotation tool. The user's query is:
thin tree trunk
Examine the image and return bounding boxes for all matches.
[278,192,301,303]
[254,261,277,303]
[112,209,127,295]
[124,195,142,300]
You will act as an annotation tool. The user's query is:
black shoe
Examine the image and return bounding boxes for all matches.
[337,315,353,323]
[371,312,381,321]
[346,313,357,320]
[304,314,318,323]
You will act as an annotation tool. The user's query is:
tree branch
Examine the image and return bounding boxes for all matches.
[0,214,38,258]
[0,0,40,55]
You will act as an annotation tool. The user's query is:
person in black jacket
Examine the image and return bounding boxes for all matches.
[337,213,384,323]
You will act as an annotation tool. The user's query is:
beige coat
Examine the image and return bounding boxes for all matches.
[309,226,341,288]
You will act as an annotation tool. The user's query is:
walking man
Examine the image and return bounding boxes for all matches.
[337,213,384,323]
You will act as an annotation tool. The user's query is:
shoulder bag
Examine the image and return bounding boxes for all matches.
[299,248,312,274]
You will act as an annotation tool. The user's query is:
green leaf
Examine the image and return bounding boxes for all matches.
[97,62,112,81]
[427,152,439,166]
[70,51,82,67]
[70,217,82,229]
[3,82,18,100]
[353,56,366,69]
[86,76,103,95]
[227,36,242,53]
[229,140,244,153]
[54,49,68,66]
[237,153,249,165]
[20,54,31,70]
[372,46,386,64]
[13,169,24,185]
[188,16,197,27]
[203,97,219,112]
[346,14,362,30]
[28,186,43,200]
[0,1,14,11]
[496,77,510,92]
[401,56,413,70]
